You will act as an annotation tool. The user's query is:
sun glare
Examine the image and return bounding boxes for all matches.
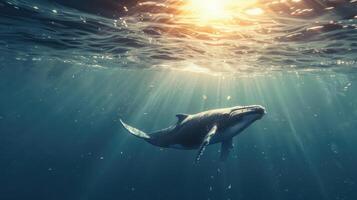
[187,0,227,20]
[181,0,259,23]
[245,7,264,16]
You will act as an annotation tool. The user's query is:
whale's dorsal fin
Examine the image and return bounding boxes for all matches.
[195,124,218,163]
[176,114,189,123]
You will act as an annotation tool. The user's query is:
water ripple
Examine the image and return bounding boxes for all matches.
[1,0,357,73]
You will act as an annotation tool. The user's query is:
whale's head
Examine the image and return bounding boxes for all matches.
[228,105,266,121]
[218,105,266,138]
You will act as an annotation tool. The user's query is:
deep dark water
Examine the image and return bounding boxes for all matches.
[1,60,357,200]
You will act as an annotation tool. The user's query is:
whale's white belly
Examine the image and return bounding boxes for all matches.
[211,123,245,143]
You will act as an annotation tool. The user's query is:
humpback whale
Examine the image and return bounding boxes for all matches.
[120,105,266,162]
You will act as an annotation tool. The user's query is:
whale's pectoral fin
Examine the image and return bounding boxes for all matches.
[120,119,151,139]
[220,138,233,161]
[195,124,218,163]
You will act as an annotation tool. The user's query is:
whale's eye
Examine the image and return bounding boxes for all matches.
[219,113,230,121]
[223,112,230,118]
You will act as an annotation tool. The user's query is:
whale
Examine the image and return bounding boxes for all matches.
[120,105,266,162]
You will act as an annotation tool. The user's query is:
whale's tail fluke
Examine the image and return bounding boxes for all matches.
[120,119,151,140]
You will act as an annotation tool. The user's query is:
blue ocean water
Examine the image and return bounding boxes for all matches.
[1,0,357,200]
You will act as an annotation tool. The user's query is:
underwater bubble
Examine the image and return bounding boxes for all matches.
[344,83,352,91]
[331,143,339,154]
[282,155,286,161]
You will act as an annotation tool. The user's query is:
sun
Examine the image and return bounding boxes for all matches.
[181,0,259,23]
[188,0,227,20]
